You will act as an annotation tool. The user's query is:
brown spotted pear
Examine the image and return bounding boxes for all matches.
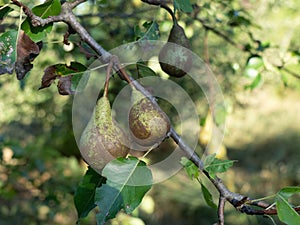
[129,88,170,147]
[79,96,130,173]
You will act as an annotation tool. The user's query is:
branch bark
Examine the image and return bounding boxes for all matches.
[217,196,226,225]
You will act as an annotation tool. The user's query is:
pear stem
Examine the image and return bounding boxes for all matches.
[104,58,115,97]
[162,4,177,25]
[115,63,138,91]
[116,63,157,103]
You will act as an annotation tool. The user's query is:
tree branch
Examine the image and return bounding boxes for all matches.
[281,67,300,80]
[62,7,111,62]
[170,128,204,170]
[11,0,64,26]
[68,0,87,9]
[217,196,226,225]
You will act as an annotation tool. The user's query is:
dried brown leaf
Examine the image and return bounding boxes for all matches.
[39,65,58,89]
[39,62,86,95]
[15,30,42,80]
[57,75,74,95]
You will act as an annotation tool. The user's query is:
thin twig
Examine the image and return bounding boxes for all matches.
[60,3,111,62]
[69,0,87,9]
[218,196,226,225]
[170,128,204,170]
[11,0,65,26]
[104,58,115,97]
[281,67,300,79]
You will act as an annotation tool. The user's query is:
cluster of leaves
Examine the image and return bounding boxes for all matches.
[0,1,89,95]
[39,62,87,95]
[0,0,61,77]
[74,157,152,225]
[0,29,42,79]
[181,155,300,225]
[73,152,237,225]
[181,154,234,209]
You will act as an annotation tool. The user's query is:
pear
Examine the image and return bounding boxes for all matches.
[159,22,192,77]
[79,96,130,173]
[129,89,171,147]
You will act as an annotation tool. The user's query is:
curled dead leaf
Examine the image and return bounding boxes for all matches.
[57,76,74,95]
[40,65,74,95]
[39,62,86,95]
[15,30,42,80]
[39,66,58,89]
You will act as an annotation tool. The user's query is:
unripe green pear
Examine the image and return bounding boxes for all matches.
[159,22,192,77]
[79,96,130,173]
[129,89,170,147]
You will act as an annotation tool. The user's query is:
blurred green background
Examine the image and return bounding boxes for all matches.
[1,0,300,224]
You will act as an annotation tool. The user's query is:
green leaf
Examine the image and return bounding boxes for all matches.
[74,167,106,221]
[61,62,87,92]
[278,186,300,200]
[33,0,61,19]
[227,10,251,27]
[71,70,90,92]
[135,21,160,41]
[94,157,152,224]
[257,41,270,52]
[0,30,18,75]
[200,182,217,209]
[102,157,152,213]
[53,62,86,75]
[276,187,300,225]
[0,5,13,20]
[180,157,199,179]
[21,0,61,42]
[174,0,193,13]
[136,61,156,77]
[204,155,235,178]
[204,153,216,167]
[95,184,124,225]
[0,1,9,5]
